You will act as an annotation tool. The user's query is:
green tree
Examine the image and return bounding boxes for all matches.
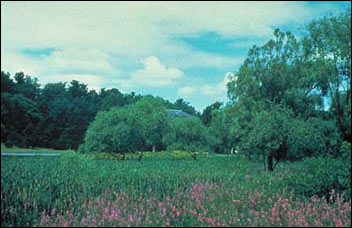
[123,91,143,106]
[163,117,214,160]
[68,80,88,98]
[132,96,169,154]
[226,12,351,170]
[80,95,169,160]
[100,88,125,111]
[303,11,351,144]
[201,101,222,126]
[1,71,15,94]
[13,72,41,101]
[227,29,321,115]
[1,72,43,147]
[209,104,238,154]
[1,93,43,147]
[37,81,101,150]
[81,106,143,159]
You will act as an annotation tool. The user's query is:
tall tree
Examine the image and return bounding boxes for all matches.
[1,93,43,147]
[100,88,125,111]
[132,96,169,153]
[13,72,41,101]
[1,71,15,94]
[201,101,222,126]
[209,104,238,154]
[226,12,351,170]
[303,11,351,143]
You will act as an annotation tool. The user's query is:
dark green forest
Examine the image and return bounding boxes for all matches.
[1,73,199,150]
[1,12,351,171]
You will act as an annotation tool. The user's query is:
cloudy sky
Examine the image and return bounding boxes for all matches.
[1,1,350,111]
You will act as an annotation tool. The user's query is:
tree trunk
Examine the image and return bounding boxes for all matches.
[267,152,274,171]
[152,145,156,153]
[230,147,234,154]
[334,58,343,153]
[190,152,197,160]
[138,151,143,162]
[263,150,266,171]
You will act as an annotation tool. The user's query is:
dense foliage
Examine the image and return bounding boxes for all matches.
[163,117,215,159]
[284,155,351,201]
[79,96,169,158]
[1,72,198,150]
[223,11,351,170]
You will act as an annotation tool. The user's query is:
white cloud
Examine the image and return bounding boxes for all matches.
[178,86,197,97]
[1,50,41,76]
[2,2,344,72]
[119,56,183,88]
[1,47,114,91]
[45,48,113,74]
[178,72,232,99]
[172,51,244,69]
[200,74,231,97]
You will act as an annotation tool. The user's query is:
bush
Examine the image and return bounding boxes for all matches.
[285,156,351,200]
[341,141,351,160]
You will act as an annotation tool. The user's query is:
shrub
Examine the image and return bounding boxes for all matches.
[284,156,351,200]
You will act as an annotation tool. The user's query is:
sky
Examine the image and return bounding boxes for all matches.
[1,1,350,111]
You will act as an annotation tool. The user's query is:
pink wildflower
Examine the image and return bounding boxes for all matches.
[336,219,343,227]
[128,214,134,223]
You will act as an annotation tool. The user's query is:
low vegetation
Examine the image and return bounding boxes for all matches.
[1,152,350,227]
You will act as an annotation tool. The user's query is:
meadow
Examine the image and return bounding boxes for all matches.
[1,150,351,227]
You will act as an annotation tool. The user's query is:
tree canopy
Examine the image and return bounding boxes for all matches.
[225,11,351,170]
[1,71,198,150]
[79,96,169,158]
[163,116,215,160]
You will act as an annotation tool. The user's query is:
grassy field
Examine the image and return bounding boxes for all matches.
[1,144,74,154]
[1,150,351,227]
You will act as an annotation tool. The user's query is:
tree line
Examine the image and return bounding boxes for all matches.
[1,72,199,150]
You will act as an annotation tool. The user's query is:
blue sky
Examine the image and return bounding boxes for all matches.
[1,1,350,111]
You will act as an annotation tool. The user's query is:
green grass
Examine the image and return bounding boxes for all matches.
[1,144,74,154]
[1,151,350,227]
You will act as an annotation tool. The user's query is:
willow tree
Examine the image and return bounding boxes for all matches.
[226,12,350,170]
[80,96,169,160]
[302,11,351,144]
